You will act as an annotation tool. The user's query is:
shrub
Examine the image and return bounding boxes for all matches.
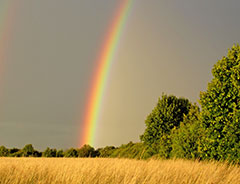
[171,104,202,159]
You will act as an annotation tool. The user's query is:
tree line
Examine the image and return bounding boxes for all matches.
[1,44,240,163]
[0,144,98,158]
[140,44,240,163]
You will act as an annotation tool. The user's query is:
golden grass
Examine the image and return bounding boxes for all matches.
[0,158,239,184]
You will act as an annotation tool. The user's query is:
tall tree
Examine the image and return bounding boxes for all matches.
[140,94,191,157]
[200,44,240,162]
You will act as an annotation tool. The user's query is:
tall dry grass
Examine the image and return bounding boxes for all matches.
[0,157,239,184]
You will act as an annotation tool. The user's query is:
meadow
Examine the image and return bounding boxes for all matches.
[0,158,239,184]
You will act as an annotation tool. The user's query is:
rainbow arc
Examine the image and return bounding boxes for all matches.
[79,0,134,147]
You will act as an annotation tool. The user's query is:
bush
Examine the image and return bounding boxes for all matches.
[110,142,154,159]
[170,104,202,159]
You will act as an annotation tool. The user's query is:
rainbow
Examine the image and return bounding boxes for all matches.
[79,0,134,147]
[0,0,17,86]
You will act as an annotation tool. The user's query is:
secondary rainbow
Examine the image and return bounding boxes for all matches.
[79,0,133,147]
[0,0,17,91]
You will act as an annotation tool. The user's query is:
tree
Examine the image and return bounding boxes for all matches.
[22,144,35,157]
[171,104,203,159]
[0,146,9,157]
[110,142,153,159]
[64,148,78,157]
[200,44,240,162]
[140,94,191,157]
[77,145,95,157]
[42,147,57,157]
[56,149,64,157]
[98,146,116,157]
[9,148,23,157]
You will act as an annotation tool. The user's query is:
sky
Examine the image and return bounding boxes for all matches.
[0,0,240,150]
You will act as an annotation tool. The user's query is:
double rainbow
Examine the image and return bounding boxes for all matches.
[79,0,134,147]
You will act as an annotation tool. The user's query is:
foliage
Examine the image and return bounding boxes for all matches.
[98,146,116,157]
[22,144,39,157]
[77,145,95,157]
[140,94,192,157]
[42,147,57,157]
[199,44,240,162]
[170,105,203,159]
[0,146,9,157]
[111,142,155,159]
[56,149,64,157]
[9,148,23,157]
[64,148,78,157]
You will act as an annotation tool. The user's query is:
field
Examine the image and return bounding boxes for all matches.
[0,158,239,184]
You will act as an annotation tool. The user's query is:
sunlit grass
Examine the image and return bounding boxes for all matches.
[0,158,239,184]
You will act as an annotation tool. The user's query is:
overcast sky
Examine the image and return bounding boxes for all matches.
[0,0,240,150]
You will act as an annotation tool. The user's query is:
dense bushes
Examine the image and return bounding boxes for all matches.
[110,142,153,159]
[170,105,202,159]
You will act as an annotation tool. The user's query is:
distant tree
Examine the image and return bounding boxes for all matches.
[42,147,57,157]
[33,150,42,157]
[11,151,23,157]
[77,145,95,157]
[9,148,20,155]
[9,148,22,157]
[22,144,35,157]
[64,148,78,157]
[200,44,240,162]
[98,146,116,157]
[140,94,192,157]
[56,149,64,157]
[0,146,9,157]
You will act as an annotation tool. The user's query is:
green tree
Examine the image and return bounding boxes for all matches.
[9,148,23,157]
[22,144,35,157]
[42,147,57,157]
[200,44,240,162]
[56,149,64,157]
[140,94,191,157]
[110,142,153,159]
[98,146,116,157]
[77,145,95,157]
[171,104,203,159]
[0,146,9,157]
[64,148,78,157]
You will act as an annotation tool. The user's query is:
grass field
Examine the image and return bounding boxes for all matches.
[0,158,239,184]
